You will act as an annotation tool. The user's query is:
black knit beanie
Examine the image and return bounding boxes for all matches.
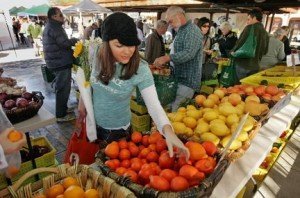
[101,12,141,46]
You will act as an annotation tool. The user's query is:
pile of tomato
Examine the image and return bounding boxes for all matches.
[104,131,218,192]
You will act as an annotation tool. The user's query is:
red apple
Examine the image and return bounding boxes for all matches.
[21,92,33,100]
[4,99,16,109]
[16,98,29,108]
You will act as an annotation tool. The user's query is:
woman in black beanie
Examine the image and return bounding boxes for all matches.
[78,12,189,159]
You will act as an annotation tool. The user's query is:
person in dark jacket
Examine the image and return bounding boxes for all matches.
[218,21,237,58]
[281,26,292,60]
[43,7,78,122]
[145,20,168,64]
[232,9,269,80]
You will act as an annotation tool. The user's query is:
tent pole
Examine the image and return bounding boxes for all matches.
[1,13,17,57]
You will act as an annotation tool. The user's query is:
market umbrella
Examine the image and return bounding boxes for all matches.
[9,6,27,16]
[21,4,50,16]
[63,0,111,15]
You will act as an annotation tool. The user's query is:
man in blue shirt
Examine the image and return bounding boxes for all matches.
[153,6,203,111]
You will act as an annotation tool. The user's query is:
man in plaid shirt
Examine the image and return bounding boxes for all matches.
[154,6,203,111]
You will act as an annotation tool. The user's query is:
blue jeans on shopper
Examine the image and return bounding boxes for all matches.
[52,67,72,118]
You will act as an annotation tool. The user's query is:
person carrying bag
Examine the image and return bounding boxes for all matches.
[231,26,257,59]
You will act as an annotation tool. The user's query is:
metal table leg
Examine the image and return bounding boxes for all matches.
[25,132,39,181]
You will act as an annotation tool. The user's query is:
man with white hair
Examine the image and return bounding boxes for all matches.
[259,28,286,70]
[218,21,237,58]
[145,20,168,64]
[153,6,203,111]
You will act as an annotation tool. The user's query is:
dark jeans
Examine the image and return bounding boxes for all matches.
[52,67,72,118]
[96,125,131,146]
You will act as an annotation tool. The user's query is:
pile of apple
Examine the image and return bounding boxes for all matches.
[0,92,37,110]
[103,131,218,192]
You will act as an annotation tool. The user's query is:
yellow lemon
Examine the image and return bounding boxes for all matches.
[210,123,230,137]
[194,122,210,135]
[200,133,220,145]
[172,122,186,134]
[183,117,197,129]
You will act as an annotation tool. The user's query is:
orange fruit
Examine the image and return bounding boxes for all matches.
[84,189,99,198]
[64,185,85,198]
[33,194,46,198]
[7,130,23,142]
[105,141,119,159]
[201,141,217,156]
[170,176,189,192]
[6,166,20,177]
[118,139,128,149]
[195,95,206,105]
[62,177,79,190]
[46,184,64,198]
[131,131,142,143]
[119,149,131,160]
[56,195,64,198]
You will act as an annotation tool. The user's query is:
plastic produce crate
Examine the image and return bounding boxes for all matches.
[0,137,56,190]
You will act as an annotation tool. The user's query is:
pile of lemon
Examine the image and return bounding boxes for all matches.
[168,89,257,151]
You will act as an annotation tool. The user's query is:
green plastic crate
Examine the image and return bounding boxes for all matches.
[130,98,148,114]
[0,137,57,190]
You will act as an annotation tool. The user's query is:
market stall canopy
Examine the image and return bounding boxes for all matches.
[194,0,300,13]
[9,6,27,16]
[63,0,111,15]
[93,0,211,13]
[18,4,50,16]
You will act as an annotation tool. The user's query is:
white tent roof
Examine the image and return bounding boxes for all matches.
[63,0,111,14]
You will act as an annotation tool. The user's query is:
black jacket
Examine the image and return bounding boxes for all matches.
[218,31,237,58]
[42,19,77,70]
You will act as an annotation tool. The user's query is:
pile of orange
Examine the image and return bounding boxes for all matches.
[33,177,99,198]
[104,131,217,192]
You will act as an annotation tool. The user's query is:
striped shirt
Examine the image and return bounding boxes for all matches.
[170,20,203,91]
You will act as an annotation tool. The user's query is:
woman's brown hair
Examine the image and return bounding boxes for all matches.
[97,42,140,85]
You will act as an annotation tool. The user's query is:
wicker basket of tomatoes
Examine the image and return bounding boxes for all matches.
[95,131,230,197]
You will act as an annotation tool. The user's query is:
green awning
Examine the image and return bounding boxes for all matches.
[21,4,50,16]
[9,6,27,15]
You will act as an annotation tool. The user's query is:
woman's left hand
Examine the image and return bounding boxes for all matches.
[162,125,190,161]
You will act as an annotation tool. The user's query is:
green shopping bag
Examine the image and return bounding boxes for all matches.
[219,59,238,87]
[232,26,257,58]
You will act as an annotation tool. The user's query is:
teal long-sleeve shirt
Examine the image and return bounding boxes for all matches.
[170,20,203,91]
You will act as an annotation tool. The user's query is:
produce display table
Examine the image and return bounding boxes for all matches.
[211,95,300,198]
[14,107,56,132]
